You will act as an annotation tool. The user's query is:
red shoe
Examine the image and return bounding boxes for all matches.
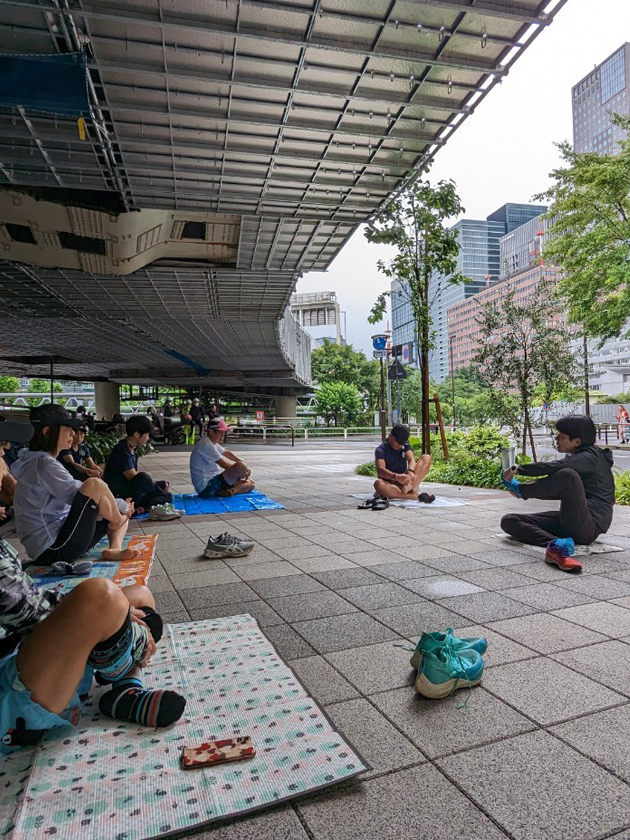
[545,540,582,573]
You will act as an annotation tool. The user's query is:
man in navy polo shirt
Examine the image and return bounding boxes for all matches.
[373,424,432,501]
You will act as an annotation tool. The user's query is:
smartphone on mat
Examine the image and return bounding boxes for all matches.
[181,736,256,769]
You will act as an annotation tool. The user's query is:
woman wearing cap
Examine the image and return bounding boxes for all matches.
[11,404,137,568]
[190,418,255,498]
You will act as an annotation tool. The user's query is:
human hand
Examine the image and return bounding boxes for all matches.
[87,468,101,477]
[124,498,135,518]
[130,608,157,665]
[0,506,5,522]
[502,466,517,481]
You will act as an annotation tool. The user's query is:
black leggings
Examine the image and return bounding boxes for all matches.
[501,469,602,547]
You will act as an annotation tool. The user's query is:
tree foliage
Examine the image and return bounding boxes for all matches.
[310,340,381,412]
[365,174,465,451]
[314,381,363,426]
[474,282,579,459]
[27,378,64,407]
[0,377,20,393]
[538,114,630,338]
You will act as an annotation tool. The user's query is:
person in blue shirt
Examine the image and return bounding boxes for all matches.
[58,426,102,481]
[373,424,432,501]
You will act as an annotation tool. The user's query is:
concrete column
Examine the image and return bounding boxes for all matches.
[275,395,297,420]
[94,381,121,420]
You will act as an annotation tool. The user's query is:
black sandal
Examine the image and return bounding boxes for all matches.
[357,499,376,510]
[372,498,390,511]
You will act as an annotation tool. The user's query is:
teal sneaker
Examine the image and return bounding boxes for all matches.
[410,627,487,670]
[415,640,484,699]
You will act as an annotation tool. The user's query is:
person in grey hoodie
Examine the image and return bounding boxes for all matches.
[12,404,137,568]
[500,415,615,574]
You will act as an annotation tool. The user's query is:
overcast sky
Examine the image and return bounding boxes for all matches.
[297,0,630,356]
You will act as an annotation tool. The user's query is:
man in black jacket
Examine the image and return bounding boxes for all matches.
[500,415,614,574]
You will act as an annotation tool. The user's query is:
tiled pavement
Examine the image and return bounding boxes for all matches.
[125,443,630,839]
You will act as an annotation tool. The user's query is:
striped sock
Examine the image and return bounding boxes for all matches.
[99,672,186,728]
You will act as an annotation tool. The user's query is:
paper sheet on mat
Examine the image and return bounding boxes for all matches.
[0,615,368,840]
[492,533,624,555]
[351,493,468,508]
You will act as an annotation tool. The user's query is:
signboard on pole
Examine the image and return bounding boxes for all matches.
[388,360,407,380]
[255,410,265,422]
[373,349,387,359]
[402,343,410,364]
[371,334,388,351]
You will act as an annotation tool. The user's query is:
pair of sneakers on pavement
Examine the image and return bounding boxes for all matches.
[410,628,487,700]
[149,503,185,521]
[203,532,255,559]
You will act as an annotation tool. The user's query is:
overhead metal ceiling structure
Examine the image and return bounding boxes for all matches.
[0,0,567,390]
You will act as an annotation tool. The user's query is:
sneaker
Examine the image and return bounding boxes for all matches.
[415,639,484,699]
[500,475,522,498]
[410,627,487,670]
[164,502,185,516]
[203,532,255,559]
[149,504,181,521]
[545,538,582,573]
[49,560,94,576]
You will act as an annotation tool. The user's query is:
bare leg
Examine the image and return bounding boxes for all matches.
[79,479,138,561]
[222,462,249,484]
[121,584,156,611]
[410,455,432,491]
[232,478,256,495]
[16,578,132,714]
[374,478,415,500]
[0,470,16,506]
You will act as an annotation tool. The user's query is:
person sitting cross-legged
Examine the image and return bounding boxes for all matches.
[11,407,139,571]
[373,424,432,501]
[58,425,102,482]
[103,416,179,520]
[0,505,185,752]
[500,415,615,574]
[190,418,255,498]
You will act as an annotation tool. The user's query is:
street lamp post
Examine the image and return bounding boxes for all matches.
[449,335,456,427]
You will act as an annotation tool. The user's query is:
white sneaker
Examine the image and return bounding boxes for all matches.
[149,504,181,521]
[203,532,255,559]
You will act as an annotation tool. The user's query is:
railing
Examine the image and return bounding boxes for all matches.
[596,423,626,446]
[228,425,424,445]
[228,424,296,447]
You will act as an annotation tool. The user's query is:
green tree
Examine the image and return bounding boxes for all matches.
[538,114,630,339]
[310,341,380,412]
[314,381,362,426]
[0,376,19,393]
[474,281,579,459]
[27,378,63,407]
[366,174,466,452]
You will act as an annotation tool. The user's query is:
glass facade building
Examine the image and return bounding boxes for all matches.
[572,43,630,154]
[391,203,547,384]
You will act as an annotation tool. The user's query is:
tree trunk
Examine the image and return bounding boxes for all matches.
[421,228,431,455]
[524,407,537,462]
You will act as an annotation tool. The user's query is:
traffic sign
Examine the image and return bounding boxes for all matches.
[373,349,387,359]
[388,360,407,380]
[371,334,388,351]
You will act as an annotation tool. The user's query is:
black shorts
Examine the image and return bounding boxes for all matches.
[37,492,109,566]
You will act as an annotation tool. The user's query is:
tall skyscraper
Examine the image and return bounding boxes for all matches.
[572,43,630,154]
[571,44,630,394]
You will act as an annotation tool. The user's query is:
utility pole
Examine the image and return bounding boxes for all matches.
[583,333,590,416]
[386,348,393,425]
[379,356,386,441]
[449,334,456,427]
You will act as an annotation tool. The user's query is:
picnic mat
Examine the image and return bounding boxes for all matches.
[352,493,468,509]
[0,614,368,840]
[28,533,157,594]
[493,533,625,555]
[173,490,285,515]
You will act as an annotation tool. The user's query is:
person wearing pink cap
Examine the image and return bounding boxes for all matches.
[190,418,254,498]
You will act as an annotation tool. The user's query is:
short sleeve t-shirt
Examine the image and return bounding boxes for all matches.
[58,443,92,467]
[374,441,411,475]
[190,438,225,493]
[103,439,138,496]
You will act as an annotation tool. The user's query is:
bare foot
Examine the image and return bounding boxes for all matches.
[102,547,140,562]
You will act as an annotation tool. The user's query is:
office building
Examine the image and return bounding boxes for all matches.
[447,264,562,373]
[500,213,549,279]
[290,291,343,346]
[572,43,630,154]
[390,203,546,383]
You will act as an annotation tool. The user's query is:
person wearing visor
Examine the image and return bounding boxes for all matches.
[11,405,137,571]
[372,424,432,503]
[190,418,255,498]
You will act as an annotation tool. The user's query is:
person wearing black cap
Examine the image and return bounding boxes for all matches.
[373,424,432,502]
[11,404,138,568]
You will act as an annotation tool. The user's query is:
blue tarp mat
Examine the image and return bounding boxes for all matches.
[0,52,89,116]
[172,490,284,515]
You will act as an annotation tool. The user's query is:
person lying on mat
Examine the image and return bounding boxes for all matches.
[10,406,138,570]
[500,415,615,574]
[190,418,255,498]
[103,415,175,514]
[0,504,185,752]
[58,425,102,481]
[373,424,432,501]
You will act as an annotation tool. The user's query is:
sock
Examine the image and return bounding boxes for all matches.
[553,537,575,554]
[139,606,163,643]
[99,669,186,728]
[87,611,150,683]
